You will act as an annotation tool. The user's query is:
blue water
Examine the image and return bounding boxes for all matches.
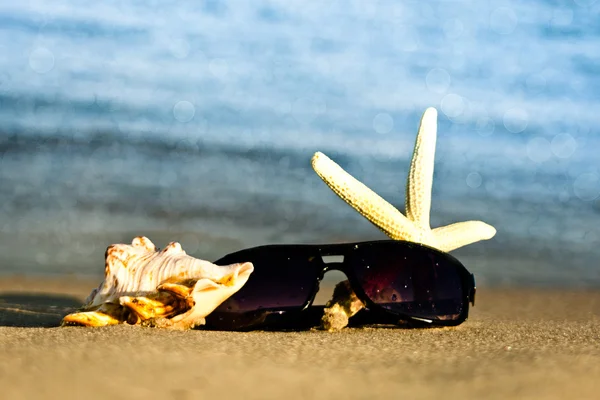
[0,0,599,287]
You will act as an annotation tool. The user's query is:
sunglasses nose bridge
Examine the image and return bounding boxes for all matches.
[322,262,346,273]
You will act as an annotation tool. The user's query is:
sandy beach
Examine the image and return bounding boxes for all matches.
[0,276,599,400]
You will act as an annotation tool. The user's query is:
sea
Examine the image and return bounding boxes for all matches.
[0,0,599,287]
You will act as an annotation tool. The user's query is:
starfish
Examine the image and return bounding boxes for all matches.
[312,107,496,330]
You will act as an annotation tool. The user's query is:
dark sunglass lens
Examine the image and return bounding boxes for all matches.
[352,243,465,321]
[208,247,321,324]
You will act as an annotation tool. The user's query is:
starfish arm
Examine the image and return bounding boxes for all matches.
[312,152,419,241]
[432,221,497,252]
[405,107,438,230]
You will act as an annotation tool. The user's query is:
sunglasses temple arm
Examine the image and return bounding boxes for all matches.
[469,273,476,306]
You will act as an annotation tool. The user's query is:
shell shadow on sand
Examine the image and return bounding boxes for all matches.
[0,293,82,328]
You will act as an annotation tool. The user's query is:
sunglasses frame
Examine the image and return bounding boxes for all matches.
[205,240,476,331]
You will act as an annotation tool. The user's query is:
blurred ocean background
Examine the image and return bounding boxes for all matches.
[0,0,599,287]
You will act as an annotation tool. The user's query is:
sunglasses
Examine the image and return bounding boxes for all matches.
[204,240,476,331]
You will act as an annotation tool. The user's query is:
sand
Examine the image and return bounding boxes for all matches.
[0,276,599,400]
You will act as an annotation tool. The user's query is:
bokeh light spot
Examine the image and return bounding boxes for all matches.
[551,8,574,26]
[526,137,551,163]
[440,94,466,118]
[209,58,229,79]
[443,19,464,39]
[277,101,292,115]
[372,113,394,134]
[503,108,529,133]
[490,7,518,34]
[169,37,191,59]
[551,133,577,158]
[179,233,200,254]
[29,48,55,74]
[573,173,600,201]
[476,116,495,137]
[466,172,482,188]
[526,74,546,94]
[173,101,196,122]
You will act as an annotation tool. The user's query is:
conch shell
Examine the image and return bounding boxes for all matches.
[62,236,254,330]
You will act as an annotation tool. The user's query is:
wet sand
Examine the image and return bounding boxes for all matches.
[0,276,599,400]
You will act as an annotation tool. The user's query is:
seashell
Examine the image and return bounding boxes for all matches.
[62,236,254,330]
